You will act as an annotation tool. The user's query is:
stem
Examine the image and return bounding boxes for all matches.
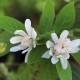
[0,63,24,66]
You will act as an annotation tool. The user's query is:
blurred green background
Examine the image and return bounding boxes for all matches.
[0,0,80,80]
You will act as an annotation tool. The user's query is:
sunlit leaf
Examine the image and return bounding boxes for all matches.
[39,0,55,34]
[56,61,72,80]
[0,16,25,34]
[54,2,75,35]
[0,31,13,56]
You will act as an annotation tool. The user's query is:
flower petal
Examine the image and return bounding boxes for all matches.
[60,57,67,70]
[41,50,51,59]
[25,19,32,35]
[33,40,36,48]
[49,48,53,56]
[51,55,59,64]
[62,53,70,59]
[51,33,58,44]
[25,53,29,63]
[46,41,54,49]
[59,30,69,43]
[10,44,26,52]
[31,28,37,40]
[70,39,80,47]
[22,48,29,54]
[10,36,23,44]
[67,47,80,53]
[24,47,32,63]
[14,30,27,36]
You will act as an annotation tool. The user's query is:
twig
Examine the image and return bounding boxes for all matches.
[0,63,25,66]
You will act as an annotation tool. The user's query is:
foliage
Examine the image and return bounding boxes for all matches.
[54,2,75,35]
[28,45,47,64]
[0,0,80,80]
[0,16,25,34]
[0,31,13,56]
[56,61,72,80]
[37,60,58,80]
[39,0,55,34]
[71,63,80,80]
[17,64,36,80]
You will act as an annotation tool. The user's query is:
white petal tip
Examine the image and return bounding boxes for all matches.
[25,19,31,24]
[10,48,17,52]
[51,32,59,38]
[14,30,22,34]
[10,38,14,44]
[64,30,69,32]
[51,56,59,64]
[46,41,54,49]
[51,33,58,44]
[62,64,67,70]
[41,55,48,59]
[25,61,27,63]
[60,58,68,70]
[14,30,19,34]
[22,51,25,54]
[63,67,67,70]
[10,36,22,44]
[41,51,50,59]
[51,33,56,37]
[25,58,28,63]
[41,55,45,58]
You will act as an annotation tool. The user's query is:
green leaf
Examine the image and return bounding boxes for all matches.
[17,64,36,80]
[73,10,80,29]
[0,16,25,34]
[37,30,55,45]
[37,30,55,39]
[54,2,75,35]
[37,38,48,45]
[71,63,80,80]
[37,60,58,80]
[72,51,80,64]
[56,61,72,80]
[27,45,47,64]
[39,0,55,33]
[0,31,13,56]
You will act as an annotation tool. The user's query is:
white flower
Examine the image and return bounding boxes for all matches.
[10,19,37,63]
[42,30,80,69]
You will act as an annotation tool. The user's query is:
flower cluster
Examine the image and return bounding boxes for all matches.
[10,19,80,69]
[42,30,80,69]
[10,19,37,63]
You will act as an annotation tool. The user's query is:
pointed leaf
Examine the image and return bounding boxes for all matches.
[54,2,75,35]
[0,16,25,34]
[39,0,55,33]
[56,61,72,80]
[0,31,13,56]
